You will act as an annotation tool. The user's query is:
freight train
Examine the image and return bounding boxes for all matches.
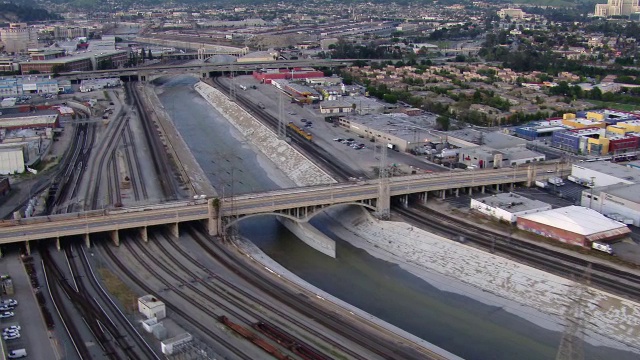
[287,122,313,141]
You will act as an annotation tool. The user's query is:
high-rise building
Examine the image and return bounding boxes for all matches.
[595,0,640,17]
[0,23,37,54]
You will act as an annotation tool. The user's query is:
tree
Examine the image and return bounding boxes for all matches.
[51,64,69,74]
[436,116,451,130]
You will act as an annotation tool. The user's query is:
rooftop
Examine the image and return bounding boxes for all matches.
[475,192,551,213]
[573,161,640,183]
[592,183,640,204]
[446,129,528,149]
[349,113,437,143]
[519,206,630,237]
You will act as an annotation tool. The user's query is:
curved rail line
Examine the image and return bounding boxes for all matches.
[149,232,339,360]
[187,224,442,360]
[394,205,640,301]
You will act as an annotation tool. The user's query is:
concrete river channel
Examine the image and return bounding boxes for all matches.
[156,76,637,360]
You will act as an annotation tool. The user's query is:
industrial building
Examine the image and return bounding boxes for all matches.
[459,145,545,168]
[581,183,640,226]
[336,113,437,152]
[517,206,631,247]
[0,115,59,130]
[138,295,166,320]
[0,77,62,97]
[571,161,640,187]
[19,49,127,75]
[0,143,28,174]
[470,193,552,223]
[252,68,324,84]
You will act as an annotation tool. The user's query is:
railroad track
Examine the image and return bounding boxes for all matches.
[89,116,129,209]
[41,247,127,360]
[187,224,444,360]
[150,231,348,360]
[124,120,148,200]
[126,82,176,200]
[210,77,363,182]
[72,244,160,360]
[99,237,253,360]
[394,204,640,301]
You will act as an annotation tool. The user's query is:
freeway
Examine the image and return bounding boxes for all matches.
[56,59,357,80]
[0,165,562,245]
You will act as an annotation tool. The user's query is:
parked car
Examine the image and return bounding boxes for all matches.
[1,299,18,307]
[3,330,19,337]
[333,138,344,142]
[7,349,26,359]
[0,305,14,311]
[0,311,14,318]
[3,332,20,340]
[3,325,20,332]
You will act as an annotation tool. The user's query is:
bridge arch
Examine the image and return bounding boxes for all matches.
[222,202,377,231]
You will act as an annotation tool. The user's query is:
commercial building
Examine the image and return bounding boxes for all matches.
[595,0,640,17]
[0,77,61,97]
[552,127,602,154]
[581,183,640,226]
[571,161,640,187]
[517,206,630,247]
[53,25,89,40]
[471,193,552,223]
[0,23,37,54]
[515,124,567,141]
[79,78,122,92]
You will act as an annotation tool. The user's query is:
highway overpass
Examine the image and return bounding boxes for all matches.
[0,164,564,252]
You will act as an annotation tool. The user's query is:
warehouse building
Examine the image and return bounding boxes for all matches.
[0,115,59,130]
[571,161,640,187]
[471,193,552,223]
[517,206,631,247]
[0,143,28,174]
[581,183,640,226]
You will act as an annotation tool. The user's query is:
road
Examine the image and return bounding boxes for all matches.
[0,164,565,244]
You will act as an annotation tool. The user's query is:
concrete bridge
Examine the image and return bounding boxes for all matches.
[0,164,560,253]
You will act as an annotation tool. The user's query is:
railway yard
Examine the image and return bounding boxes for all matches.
[1,71,640,360]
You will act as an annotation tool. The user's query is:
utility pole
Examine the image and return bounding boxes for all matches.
[278,91,286,139]
[556,264,593,360]
[229,63,236,101]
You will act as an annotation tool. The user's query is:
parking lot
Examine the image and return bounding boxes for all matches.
[0,252,56,359]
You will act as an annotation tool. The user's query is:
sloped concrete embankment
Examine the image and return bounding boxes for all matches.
[326,206,640,353]
[194,81,336,255]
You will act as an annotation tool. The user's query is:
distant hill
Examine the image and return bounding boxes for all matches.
[0,3,63,23]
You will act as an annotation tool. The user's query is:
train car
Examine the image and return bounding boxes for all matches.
[287,122,312,141]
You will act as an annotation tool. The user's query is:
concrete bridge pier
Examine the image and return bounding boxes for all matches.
[208,199,220,236]
[420,192,428,205]
[441,190,446,199]
[110,230,120,247]
[468,187,473,195]
[455,188,460,197]
[56,237,61,251]
[84,233,91,249]
[400,195,409,208]
[24,241,31,255]
[169,223,179,238]
[376,181,390,219]
[140,227,148,242]
[481,186,485,194]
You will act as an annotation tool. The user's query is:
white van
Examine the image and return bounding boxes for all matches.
[8,348,26,358]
